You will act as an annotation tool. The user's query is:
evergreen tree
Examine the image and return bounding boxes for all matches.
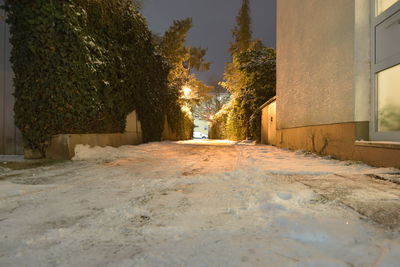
[155,18,212,103]
[153,18,212,138]
[237,41,276,140]
[132,0,143,10]
[222,0,253,96]
[214,0,276,141]
[230,0,252,55]
[157,19,193,71]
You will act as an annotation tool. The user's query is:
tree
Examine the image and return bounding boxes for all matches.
[230,0,252,55]
[187,47,211,72]
[216,0,253,140]
[153,18,212,138]
[237,41,276,139]
[221,0,253,96]
[213,1,276,141]
[155,18,211,101]
[193,77,230,121]
[132,0,143,10]
[220,59,245,95]
[157,19,193,71]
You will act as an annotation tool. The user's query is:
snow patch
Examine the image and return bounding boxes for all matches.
[2,140,398,266]
[73,145,125,161]
[0,166,11,173]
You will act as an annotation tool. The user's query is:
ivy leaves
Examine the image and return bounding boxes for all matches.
[4,0,169,154]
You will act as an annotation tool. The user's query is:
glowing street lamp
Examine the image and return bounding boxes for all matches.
[182,86,192,98]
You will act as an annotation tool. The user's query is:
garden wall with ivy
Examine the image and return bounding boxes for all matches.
[3,0,172,155]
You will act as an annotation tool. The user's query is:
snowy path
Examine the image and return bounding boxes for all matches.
[0,140,399,266]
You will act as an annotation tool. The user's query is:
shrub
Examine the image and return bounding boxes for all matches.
[166,93,194,140]
[213,42,276,141]
[3,0,169,155]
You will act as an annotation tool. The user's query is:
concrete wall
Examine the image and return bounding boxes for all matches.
[46,111,143,160]
[276,123,400,168]
[0,2,23,155]
[277,0,356,129]
[46,132,143,160]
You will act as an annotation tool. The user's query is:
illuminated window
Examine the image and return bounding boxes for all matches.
[377,64,400,132]
[376,0,399,15]
[372,0,400,141]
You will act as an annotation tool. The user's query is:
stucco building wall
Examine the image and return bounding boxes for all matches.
[354,0,372,122]
[274,0,400,167]
[276,0,356,129]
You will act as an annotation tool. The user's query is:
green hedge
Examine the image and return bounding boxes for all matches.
[165,85,194,140]
[211,44,275,141]
[3,0,169,155]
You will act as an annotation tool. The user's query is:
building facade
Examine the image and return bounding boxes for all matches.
[276,0,400,167]
[0,2,23,155]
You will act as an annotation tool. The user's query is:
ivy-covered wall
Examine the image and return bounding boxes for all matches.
[3,0,170,155]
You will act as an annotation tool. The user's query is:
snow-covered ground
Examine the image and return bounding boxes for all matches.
[0,140,399,266]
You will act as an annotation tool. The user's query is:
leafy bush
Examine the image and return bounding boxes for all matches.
[237,43,276,141]
[166,93,194,140]
[3,0,169,155]
[212,0,275,142]
[212,43,276,141]
[154,18,213,140]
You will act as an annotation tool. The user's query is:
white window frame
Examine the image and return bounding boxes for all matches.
[371,0,400,141]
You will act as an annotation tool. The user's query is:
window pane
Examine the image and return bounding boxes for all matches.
[377,0,399,15]
[377,64,400,132]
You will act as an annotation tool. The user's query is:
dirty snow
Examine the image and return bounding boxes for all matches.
[0,140,399,266]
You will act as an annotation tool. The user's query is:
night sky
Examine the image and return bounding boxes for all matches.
[141,0,276,83]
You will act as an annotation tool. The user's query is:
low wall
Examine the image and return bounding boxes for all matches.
[45,111,143,160]
[46,132,142,160]
[276,122,400,168]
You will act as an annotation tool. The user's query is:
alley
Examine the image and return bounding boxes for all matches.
[0,140,399,266]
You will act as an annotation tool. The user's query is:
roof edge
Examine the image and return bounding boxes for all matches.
[259,96,277,110]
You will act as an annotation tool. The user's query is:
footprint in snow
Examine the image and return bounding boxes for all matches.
[277,192,292,200]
